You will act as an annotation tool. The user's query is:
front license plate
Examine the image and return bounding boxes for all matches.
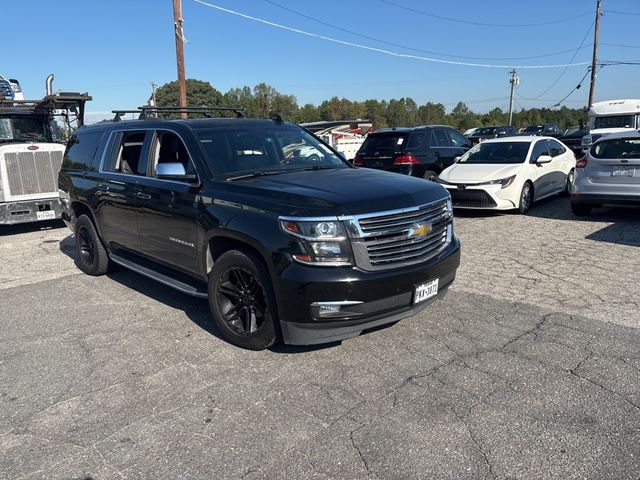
[612,167,635,177]
[36,210,56,221]
[414,278,439,304]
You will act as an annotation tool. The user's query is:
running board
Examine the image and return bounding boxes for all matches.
[109,253,208,298]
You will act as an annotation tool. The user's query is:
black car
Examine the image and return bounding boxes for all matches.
[352,125,471,181]
[519,123,564,138]
[466,125,516,145]
[559,127,587,156]
[58,110,460,350]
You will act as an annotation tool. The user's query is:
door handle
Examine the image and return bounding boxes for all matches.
[136,192,151,200]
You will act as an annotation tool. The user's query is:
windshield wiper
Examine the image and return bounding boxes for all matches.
[227,170,290,181]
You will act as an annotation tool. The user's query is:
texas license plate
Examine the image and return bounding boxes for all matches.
[414,278,439,304]
[612,167,635,177]
[36,210,56,220]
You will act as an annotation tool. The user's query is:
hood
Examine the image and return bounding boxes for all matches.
[439,162,522,184]
[210,167,450,217]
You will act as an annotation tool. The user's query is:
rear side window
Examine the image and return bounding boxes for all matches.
[431,128,450,147]
[104,131,148,175]
[406,131,428,152]
[592,138,640,159]
[63,131,104,171]
[358,133,408,155]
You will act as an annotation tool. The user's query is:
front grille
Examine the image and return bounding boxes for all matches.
[349,199,452,270]
[449,188,497,208]
[4,150,63,196]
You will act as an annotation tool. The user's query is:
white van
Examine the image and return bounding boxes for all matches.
[581,99,640,152]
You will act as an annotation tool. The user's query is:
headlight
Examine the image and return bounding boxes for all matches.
[482,175,516,189]
[280,218,353,266]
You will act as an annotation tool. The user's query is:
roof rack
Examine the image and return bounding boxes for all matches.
[111,106,246,122]
[0,92,92,126]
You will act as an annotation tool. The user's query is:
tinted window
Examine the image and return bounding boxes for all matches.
[431,128,450,147]
[594,115,636,129]
[458,142,530,164]
[530,140,550,162]
[448,129,468,147]
[592,138,640,159]
[546,139,565,157]
[473,127,497,136]
[63,131,103,171]
[358,133,408,156]
[0,114,52,143]
[406,131,428,152]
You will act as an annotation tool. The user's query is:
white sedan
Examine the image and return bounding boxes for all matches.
[437,136,576,213]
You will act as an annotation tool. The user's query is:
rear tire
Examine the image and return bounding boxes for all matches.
[561,169,574,196]
[571,203,593,216]
[422,170,439,182]
[208,250,278,350]
[74,214,111,276]
[518,181,533,214]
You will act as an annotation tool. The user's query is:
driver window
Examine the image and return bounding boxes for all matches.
[530,140,550,163]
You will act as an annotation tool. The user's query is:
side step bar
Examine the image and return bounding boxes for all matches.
[109,253,208,298]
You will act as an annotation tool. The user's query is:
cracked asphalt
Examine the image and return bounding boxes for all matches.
[1,196,639,480]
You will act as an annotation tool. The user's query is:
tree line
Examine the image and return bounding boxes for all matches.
[154,79,587,131]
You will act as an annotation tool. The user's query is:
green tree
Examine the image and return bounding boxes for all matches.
[154,79,225,117]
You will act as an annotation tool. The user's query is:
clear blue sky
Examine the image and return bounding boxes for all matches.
[3,0,639,123]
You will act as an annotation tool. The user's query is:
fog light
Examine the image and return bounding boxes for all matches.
[311,301,364,319]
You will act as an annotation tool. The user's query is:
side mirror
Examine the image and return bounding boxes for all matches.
[156,162,198,182]
[536,155,552,164]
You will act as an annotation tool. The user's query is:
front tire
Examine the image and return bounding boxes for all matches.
[518,182,533,214]
[208,250,278,350]
[74,214,111,276]
[422,170,439,182]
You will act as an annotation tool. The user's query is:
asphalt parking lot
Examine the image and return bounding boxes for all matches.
[1,196,639,480]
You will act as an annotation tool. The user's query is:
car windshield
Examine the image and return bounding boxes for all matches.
[358,133,408,156]
[593,115,636,130]
[0,115,52,143]
[473,127,497,136]
[592,138,640,158]
[523,125,543,133]
[458,142,530,164]
[195,125,346,179]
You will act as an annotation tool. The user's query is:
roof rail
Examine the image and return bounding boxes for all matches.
[111,106,246,122]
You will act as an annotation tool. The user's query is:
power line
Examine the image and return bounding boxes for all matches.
[379,0,592,27]
[601,42,640,49]
[194,0,592,69]
[551,67,592,107]
[604,9,640,16]
[263,0,591,62]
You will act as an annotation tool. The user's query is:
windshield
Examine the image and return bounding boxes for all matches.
[592,138,640,158]
[195,125,346,178]
[593,115,636,130]
[358,133,408,156]
[0,115,52,143]
[459,141,530,164]
[523,125,543,133]
[473,127,497,136]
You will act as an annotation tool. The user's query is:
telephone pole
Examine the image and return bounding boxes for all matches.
[150,81,157,107]
[173,0,187,119]
[508,69,518,126]
[587,0,602,109]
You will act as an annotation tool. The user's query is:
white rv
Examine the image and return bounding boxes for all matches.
[581,99,640,152]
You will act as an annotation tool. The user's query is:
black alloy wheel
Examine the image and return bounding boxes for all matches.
[74,214,111,276]
[518,182,533,214]
[208,250,277,350]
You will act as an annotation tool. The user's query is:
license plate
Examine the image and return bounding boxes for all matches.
[612,167,635,177]
[36,210,56,221]
[414,278,439,304]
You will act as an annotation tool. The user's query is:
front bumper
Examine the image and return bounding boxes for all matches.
[0,198,61,225]
[276,237,460,345]
[442,184,518,210]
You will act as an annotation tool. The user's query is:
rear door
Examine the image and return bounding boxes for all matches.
[430,127,468,171]
[135,129,201,275]
[545,139,571,192]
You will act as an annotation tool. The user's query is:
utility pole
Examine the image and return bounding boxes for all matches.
[150,81,157,107]
[587,0,602,110]
[508,69,518,126]
[173,0,187,119]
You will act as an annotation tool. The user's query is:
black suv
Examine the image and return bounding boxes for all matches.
[58,110,460,350]
[352,126,471,181]
[519,123,563,138]
[466,125,516,145]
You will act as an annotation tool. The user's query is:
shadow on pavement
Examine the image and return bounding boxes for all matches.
[0,219,66,236]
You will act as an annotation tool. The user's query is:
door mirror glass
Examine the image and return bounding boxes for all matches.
[536,155,553,164]
[156,162,197,181]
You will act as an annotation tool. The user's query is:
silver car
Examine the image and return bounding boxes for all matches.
[571,130,640,215]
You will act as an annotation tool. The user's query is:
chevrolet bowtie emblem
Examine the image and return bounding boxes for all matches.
[408,222,432,238]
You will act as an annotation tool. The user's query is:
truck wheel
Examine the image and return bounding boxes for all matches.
[74,214,111,276]
[422,170,439,182]
[571,203,592,216]
[208,250,278,350]
[518,182,533,214]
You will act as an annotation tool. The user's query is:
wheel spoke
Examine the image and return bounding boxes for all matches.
[232,269,250,291]
[244,308,252,334]
[219,282,243,300]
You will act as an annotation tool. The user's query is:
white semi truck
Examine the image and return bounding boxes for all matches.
[581,99,640,152]
[0,75,90,225]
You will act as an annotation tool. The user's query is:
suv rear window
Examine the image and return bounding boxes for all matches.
[592,138,640,159]
[358,133,408,156]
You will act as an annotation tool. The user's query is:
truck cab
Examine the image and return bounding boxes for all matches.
[581,99,640,153]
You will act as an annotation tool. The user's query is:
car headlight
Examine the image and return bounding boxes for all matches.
[280,218,353,266]
[482,175,516,189]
